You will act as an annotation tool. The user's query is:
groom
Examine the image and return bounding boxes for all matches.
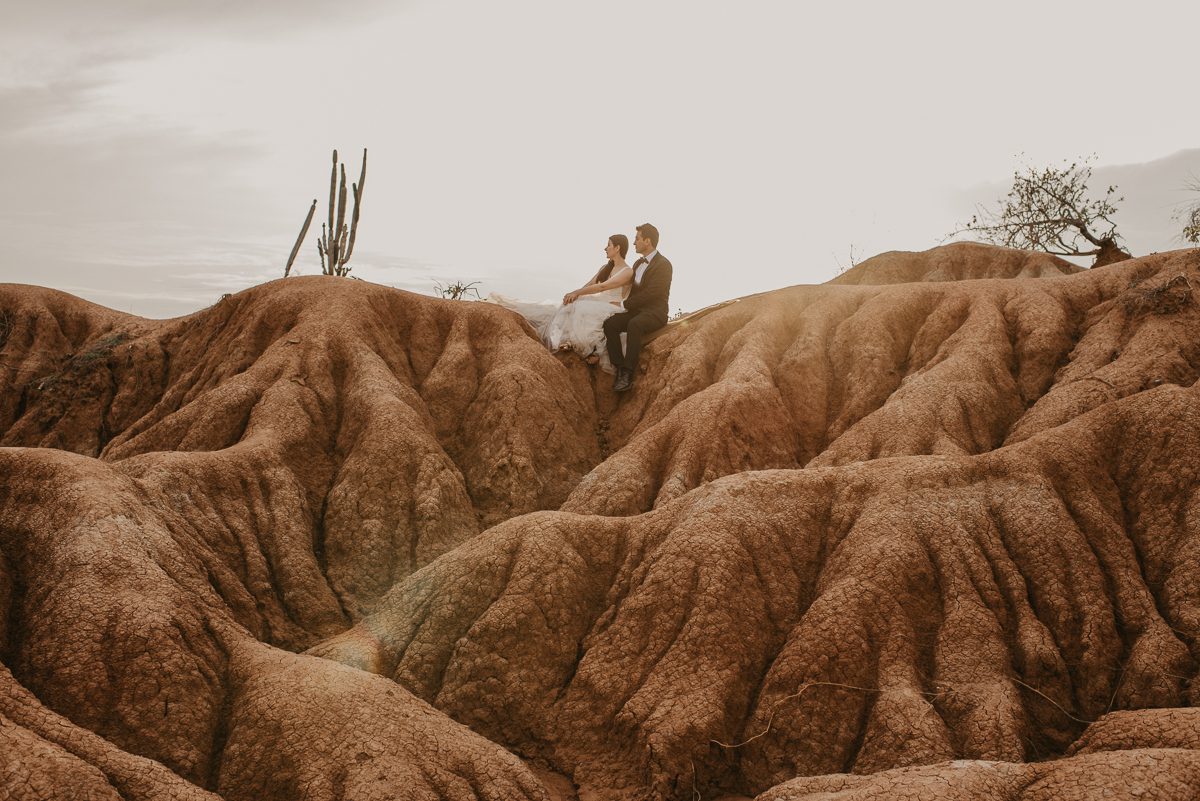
[604,222,673,393]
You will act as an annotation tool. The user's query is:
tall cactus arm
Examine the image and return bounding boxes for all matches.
[285,198,318,277]
[344,148,367,262]
[327,150,338,265]
[333,164,349,268]
[317,223,328,274]
[335,224,350,276]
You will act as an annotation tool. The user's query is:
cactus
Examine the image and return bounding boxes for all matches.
[284,199,317,277]
[287,148,367,277]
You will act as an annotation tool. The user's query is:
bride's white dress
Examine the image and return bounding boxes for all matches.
[487,288,625,373]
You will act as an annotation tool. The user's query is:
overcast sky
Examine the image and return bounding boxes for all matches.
[2,1,1198,318]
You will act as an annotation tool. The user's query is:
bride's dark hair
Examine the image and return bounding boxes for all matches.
[609,234,629,259]
[595,234,630,283]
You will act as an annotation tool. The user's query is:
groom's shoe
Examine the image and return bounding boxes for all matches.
[613,368,633,393]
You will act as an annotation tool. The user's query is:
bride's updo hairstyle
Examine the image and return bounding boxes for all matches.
[596,234,629,283]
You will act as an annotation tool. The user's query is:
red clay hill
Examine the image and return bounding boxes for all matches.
[2,242,1199,800]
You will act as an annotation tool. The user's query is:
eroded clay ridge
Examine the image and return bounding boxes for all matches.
[829,242,1082,285]
[0,276,604,625]
[1,243,1199,800]
[566,244,1197,516]
[314,379,1200,798]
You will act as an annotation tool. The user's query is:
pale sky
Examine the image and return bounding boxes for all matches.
[2,1,1198,318]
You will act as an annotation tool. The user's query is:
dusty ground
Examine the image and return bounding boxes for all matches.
[2,242,1199,800]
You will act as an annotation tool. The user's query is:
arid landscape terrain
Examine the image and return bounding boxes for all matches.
[3,241,1200,800]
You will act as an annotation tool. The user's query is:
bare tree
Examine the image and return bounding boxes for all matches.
[1184,208,1200,245]
[1177,177,1200,245]
[434,280,482,300]
[953,155,1131,267]
[833,243,862,275]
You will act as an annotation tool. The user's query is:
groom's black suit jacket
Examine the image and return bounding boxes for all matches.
[623,252,673,322]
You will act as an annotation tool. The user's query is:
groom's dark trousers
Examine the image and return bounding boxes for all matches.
[604,309,666,374]
[605,252,673,374]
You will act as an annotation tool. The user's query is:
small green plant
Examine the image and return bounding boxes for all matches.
[29,332,129,392]
[1122,274,1194,317]
[0,309,12,347]
[434,280,482,300]
[78,334,126,362]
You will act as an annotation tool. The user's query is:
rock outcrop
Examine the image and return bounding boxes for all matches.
[2,243,1199,800]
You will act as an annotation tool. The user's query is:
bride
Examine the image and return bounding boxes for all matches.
[487,234,633,372]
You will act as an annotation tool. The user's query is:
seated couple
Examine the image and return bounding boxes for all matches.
[488,222,673,393]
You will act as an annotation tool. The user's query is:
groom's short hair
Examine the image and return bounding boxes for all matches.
[636,223,660,248]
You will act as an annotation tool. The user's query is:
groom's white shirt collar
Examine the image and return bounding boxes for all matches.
[635,250,658,284]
